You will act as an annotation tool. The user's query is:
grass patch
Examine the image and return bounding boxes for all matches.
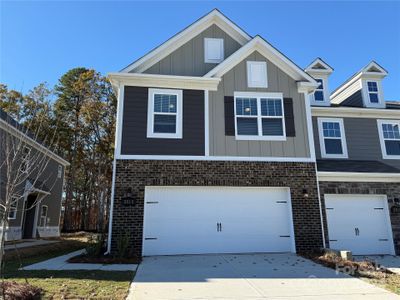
[303,251,400,295]
[3,235,135,299]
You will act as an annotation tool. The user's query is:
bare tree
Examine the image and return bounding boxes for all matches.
[0,108,59,272]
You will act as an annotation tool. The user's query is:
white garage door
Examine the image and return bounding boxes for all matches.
[142,186,295,256]
[325,194,395,255]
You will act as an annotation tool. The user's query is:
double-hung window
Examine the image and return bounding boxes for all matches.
[8,196,18,220]
[234,92,285,140]
[40,205,48,227]
[367,81,379,104]
[318,118,348,158]
[313,79,324,102]
[147,88,183,139]
[377,120,400,159]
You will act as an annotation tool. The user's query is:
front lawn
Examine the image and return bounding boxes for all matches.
[304,251,400,295]
[3,236,135,299]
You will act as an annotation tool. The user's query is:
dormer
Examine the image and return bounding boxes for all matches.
[331,61,388,109]
[305,58,333,107]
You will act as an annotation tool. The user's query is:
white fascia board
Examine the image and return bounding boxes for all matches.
[318,171,400,183]
[205,36,318,88]
[312,106,400,119]
[108,73,221,91]
[121,9,251,74]
[304,58,334,74]
[115,154,315,163]
[0,119,70,167]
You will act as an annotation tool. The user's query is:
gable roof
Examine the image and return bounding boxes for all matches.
[0,108,69,166]
[305,57,333,74]
[331,60,388,99]
[204,35,318,92]
[121,9,252,74]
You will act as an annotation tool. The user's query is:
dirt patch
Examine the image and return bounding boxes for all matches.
[0,281,42,300]
[67,253,140,264]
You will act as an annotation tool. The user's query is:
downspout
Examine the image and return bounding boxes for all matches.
[105,83,123,255]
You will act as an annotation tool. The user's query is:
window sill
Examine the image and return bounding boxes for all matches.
[147,133,183,139]
[321,154,348,159]
[235,135,287,141]
[382,155,400,160]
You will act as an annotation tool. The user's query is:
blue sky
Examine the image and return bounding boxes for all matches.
[1,1,400,100]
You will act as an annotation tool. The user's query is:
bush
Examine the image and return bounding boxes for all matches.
[116,231,130,259]
[85,234,105,257]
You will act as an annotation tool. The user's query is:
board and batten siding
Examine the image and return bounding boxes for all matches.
[209,51,310,158]
[312,117,400,169]
[121,86,205,156]
[142,24,241,76]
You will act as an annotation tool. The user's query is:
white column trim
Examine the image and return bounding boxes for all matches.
[204,90,210,156]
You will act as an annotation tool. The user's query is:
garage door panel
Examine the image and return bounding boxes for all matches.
[325,194,394,255]
[143,186,294,256]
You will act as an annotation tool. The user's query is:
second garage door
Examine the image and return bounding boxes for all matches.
[325,194,395,255]
[142,186,295,256]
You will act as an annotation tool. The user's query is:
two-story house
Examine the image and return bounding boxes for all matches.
[107,9,400,257]
[0,108,69,241]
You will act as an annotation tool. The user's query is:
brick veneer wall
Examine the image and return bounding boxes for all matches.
[319,181,400,254]
[111,160,323,256]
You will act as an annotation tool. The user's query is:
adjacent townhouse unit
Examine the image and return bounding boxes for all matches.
[0,108,69,241]
[307,59,400,255]
[107,9,400,257]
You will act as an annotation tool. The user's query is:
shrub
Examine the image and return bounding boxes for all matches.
[116,231,130,259]
[85,234,105,257]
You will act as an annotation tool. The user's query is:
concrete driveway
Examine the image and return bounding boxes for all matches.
[127,253,399,300]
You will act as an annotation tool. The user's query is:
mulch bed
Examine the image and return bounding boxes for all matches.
[67,254,140,264]
[302,251,392,278]
[0,281,42,300]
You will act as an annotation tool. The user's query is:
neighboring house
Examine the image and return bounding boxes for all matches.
[0,108,69,241]
[107,9,400,257]
[307,59,400,255]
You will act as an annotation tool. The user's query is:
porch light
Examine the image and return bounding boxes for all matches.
[302,188,309,199]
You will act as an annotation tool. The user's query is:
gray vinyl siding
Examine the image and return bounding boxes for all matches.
[340,90,363,107]
[313,117,400,170]
[142,24,242,76]
[209,51,310,158]
[121,86,205,156]
[0,127,64,228]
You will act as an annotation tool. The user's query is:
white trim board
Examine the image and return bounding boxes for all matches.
[108,73,220,92]
[318,171,400,182]
[312,106,400,119]
[116,154,315,163]
[121,9,251,73]
[204,36,318,93]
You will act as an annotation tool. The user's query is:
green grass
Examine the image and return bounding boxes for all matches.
[3,239,135,299]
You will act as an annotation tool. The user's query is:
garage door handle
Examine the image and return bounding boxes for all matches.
[217,222,220,232]
[355,228,360,236]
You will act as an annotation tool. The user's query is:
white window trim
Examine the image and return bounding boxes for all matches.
[318,117,348,159]
[367,81,380,104]
[234,92,286,141]
[246,61,268,88]
[8,196,18,220]
[20,146,31,174]
[377,119,400,159]
[361,79,384,108]
[40,205,48,227]
[146,88,183,139]
[204,38,224,63]
[313,78,325,102]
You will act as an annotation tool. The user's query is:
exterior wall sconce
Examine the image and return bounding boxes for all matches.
[122,187,136,206]
[303,188,309,199]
